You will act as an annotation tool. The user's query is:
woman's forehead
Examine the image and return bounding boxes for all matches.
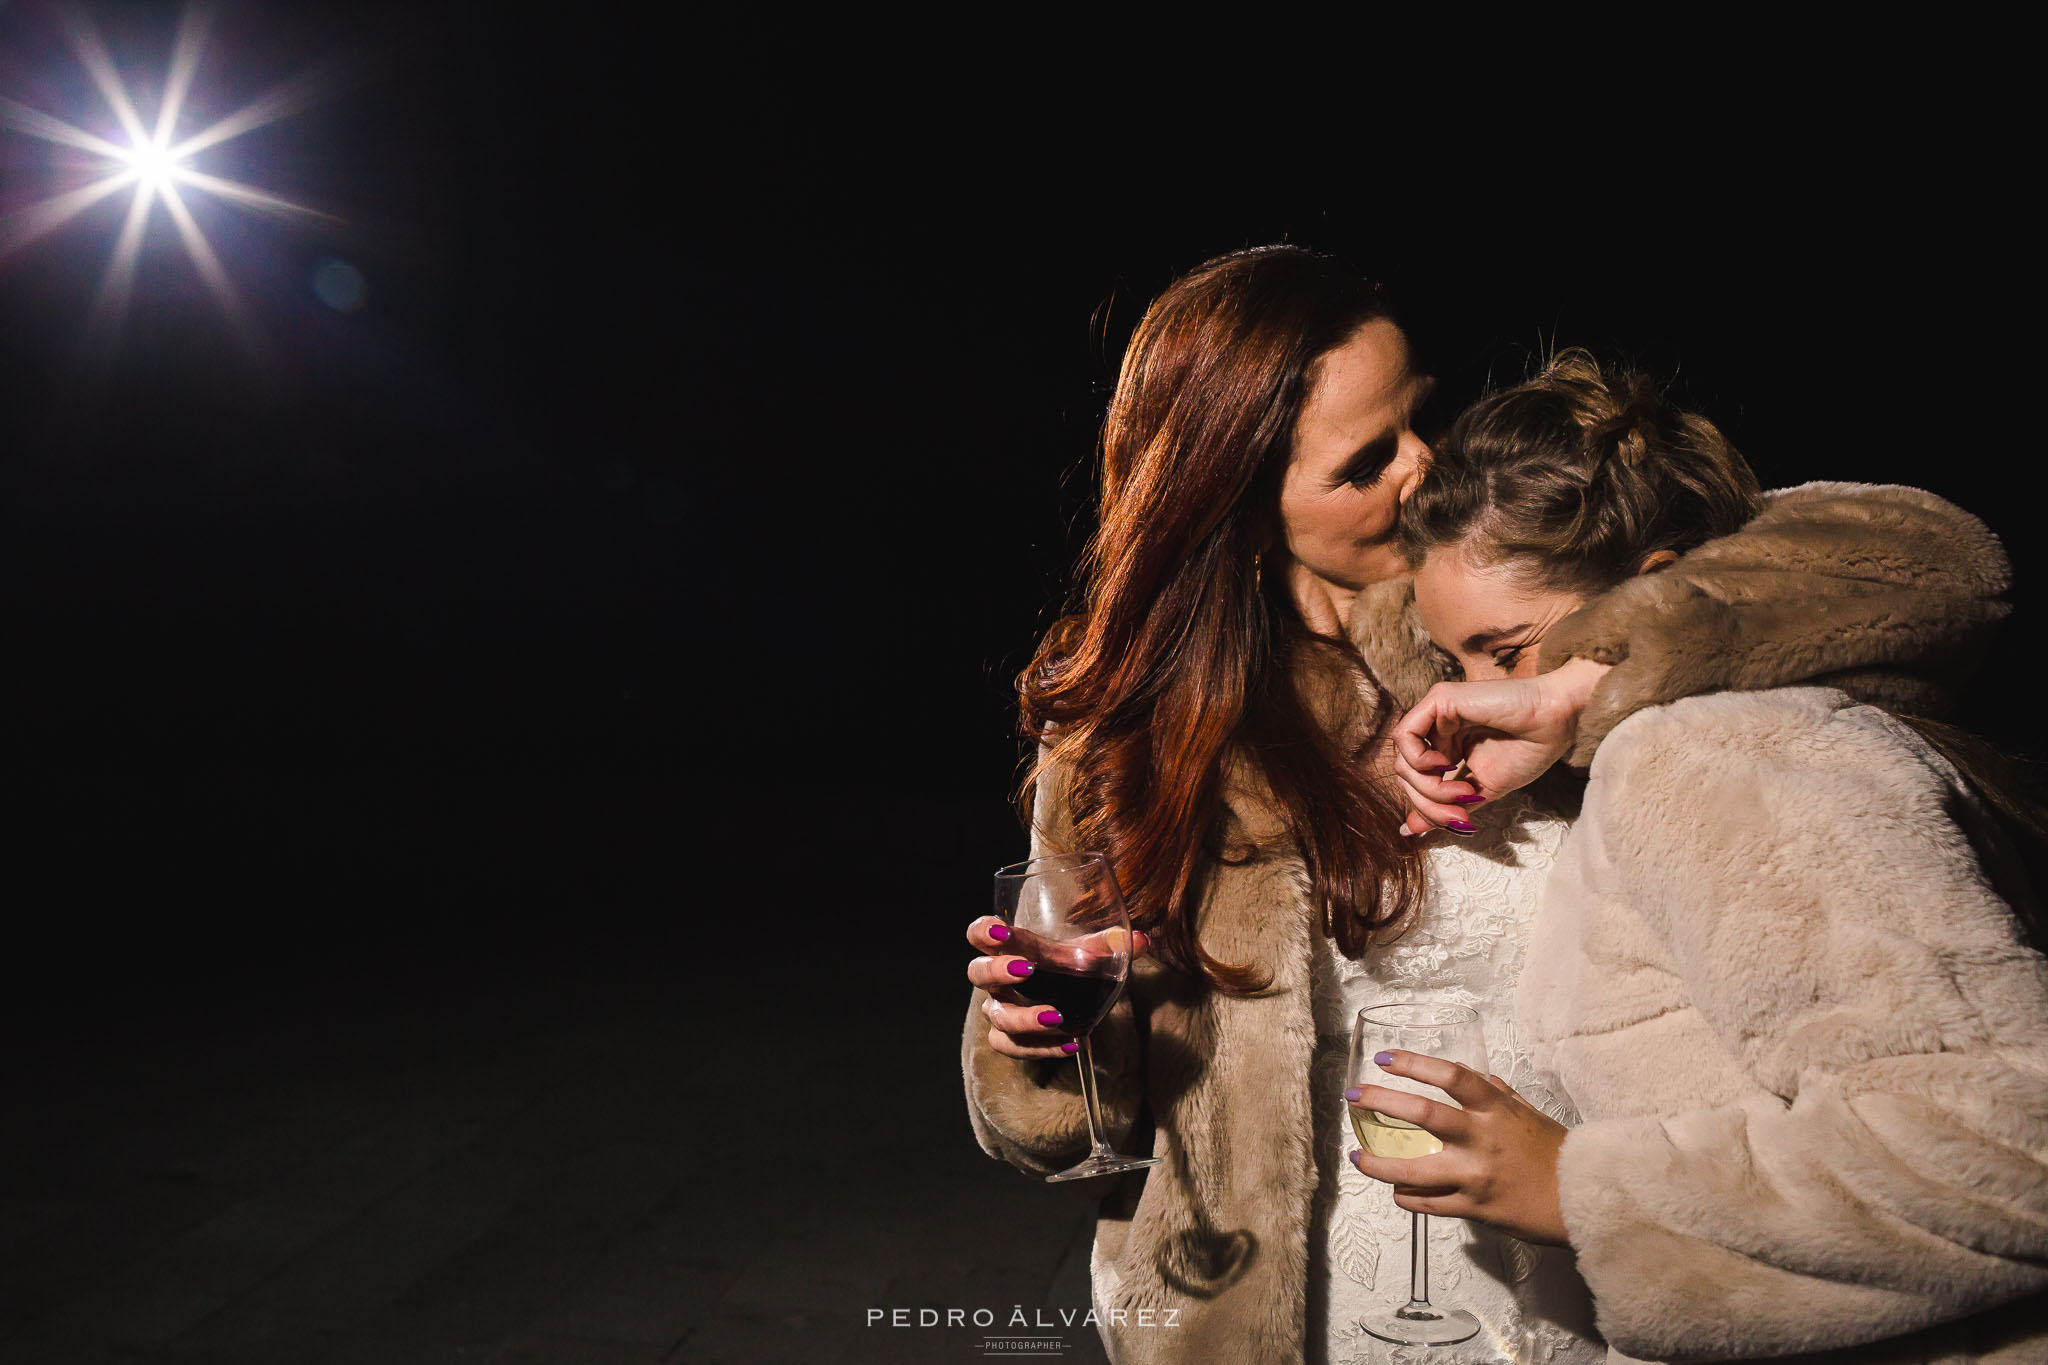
[1298,323,1421,451]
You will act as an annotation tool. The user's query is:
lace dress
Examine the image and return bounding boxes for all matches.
[1307,792,1605,1365]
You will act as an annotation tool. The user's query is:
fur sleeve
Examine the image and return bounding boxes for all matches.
[961,756,1145,1176]
[1557,690,2048,1360]
[1544,482,2012,767]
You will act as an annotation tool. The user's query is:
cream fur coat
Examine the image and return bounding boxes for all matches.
[1523,689,2048,1363]
[961,484,2017,1365]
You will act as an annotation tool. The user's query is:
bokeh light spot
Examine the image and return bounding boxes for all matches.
[311,257,366,312]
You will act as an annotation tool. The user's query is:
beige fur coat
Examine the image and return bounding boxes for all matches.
[1522,688,2048,1364]
[962,484,2016,1365]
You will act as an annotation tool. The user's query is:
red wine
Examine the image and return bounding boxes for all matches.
[1012,962,1121,1034]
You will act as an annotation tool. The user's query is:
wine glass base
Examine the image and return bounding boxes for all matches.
[1358,1304,1480,1346]
[1045,1153,1162,1183]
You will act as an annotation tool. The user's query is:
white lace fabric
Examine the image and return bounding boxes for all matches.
[1307,794,1604,1365]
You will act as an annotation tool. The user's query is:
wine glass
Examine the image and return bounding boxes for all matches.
[993,852,1162,1183]
[1349,1000,1487,1346]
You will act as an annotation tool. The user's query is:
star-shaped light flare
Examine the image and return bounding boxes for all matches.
[0,3,338,356]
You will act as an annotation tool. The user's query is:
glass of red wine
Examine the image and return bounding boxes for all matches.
[992,852,1162,1183]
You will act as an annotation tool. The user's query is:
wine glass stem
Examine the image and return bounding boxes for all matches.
[1407,1209,1431,1311]
[1073,1033,1110,1154]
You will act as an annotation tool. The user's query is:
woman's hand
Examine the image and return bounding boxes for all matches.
[965,918,1149,1060]
[1391,658,1612,836]
[1346,1050,1571,1246]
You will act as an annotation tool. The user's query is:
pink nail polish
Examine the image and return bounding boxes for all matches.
[1451,795,1485,806]
[1061,1041,1080,1054]
[1448,819,1478,835]
[989,923,1010,942]
[1038,1009,1063,1027]
[1375,1051,1395,1067]
[1007,960,1034,978]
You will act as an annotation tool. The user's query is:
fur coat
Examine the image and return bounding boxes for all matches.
[961,484,2015,1365]
[1521,687,2048,1364]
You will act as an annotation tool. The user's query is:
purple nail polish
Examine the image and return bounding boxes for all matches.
[1451,795,1485,806]
[1348,1149,1362,1166]
[1344,1086,1361,1103]
[1007,960,1034,978]
[1038,1009,1063,1027]
[1448,819,1478,835]
[1061,1041,1080,1054]
[1375,1051,1395,1067]
[989,923,1010,942]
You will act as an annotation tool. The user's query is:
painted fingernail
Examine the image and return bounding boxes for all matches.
[1398,824,1419,838]
[1344,1086,1362,1103]
[1007,960,1034,978]
[989,923,1010,942]
[1448,819,1478,835]
[1451,795,1485,806]
[1038,1009,1063,1027]
[1347,1149,1363,1167]
[1375,1051,1396,1067]
[1061,1041,1080,1054]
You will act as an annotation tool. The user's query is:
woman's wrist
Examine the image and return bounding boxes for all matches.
[1538,656,1613,738]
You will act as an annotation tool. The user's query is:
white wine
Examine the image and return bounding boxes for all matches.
[1351,1108,1443,1160]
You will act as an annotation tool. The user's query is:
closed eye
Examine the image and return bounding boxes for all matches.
[1335,435,1399,489]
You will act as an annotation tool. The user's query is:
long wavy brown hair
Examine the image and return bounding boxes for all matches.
[1019,246,1423,993]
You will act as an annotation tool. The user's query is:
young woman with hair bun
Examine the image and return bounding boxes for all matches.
[1357,350,2047,1362]
[959,251,2014,1364]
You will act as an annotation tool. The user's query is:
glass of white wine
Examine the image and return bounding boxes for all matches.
[1349,1000,1487,1347]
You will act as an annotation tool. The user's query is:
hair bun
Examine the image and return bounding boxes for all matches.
[1591,373,1665,472]
[1396,347,1762,597]
[1611,419,1652,469]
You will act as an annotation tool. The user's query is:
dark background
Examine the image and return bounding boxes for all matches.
[0,4,2034,1361]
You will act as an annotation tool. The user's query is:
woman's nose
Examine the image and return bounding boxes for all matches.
[1396,435,1432,503]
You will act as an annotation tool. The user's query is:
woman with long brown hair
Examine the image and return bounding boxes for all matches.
[960,248,2010,1364]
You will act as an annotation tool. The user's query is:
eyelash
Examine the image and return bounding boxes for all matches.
[1493,646,1526,671]
[1339,440,1399,490]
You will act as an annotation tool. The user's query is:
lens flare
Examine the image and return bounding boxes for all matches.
[0,3,342,359]
[120,136,182,190]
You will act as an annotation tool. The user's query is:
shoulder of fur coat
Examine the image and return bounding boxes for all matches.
[1543,482,2012,765]
[1534,684,2048,1361]
[1348,482,2011,770]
